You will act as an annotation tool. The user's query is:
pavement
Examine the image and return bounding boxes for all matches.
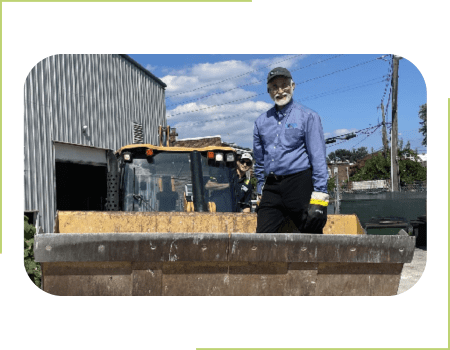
[397,246,427,295]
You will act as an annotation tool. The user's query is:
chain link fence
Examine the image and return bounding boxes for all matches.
[329,180,426,199]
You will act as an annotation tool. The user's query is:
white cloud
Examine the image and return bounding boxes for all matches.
[162,55,305,98]
[162,55,306,148]
[169,100,272,148]
[330,128,358,137]
[145,64,157,72]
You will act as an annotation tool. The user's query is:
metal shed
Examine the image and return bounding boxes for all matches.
[24,54,167,233]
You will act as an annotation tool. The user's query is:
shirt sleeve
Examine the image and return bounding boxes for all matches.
[253,121,265,194]
[305,112,328,193]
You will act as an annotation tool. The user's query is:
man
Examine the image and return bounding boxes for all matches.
[253,67,329,233]
[235,152,253,213]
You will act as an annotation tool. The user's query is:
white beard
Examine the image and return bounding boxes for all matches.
[271,91,293,107]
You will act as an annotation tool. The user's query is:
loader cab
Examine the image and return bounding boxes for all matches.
[113,145,239,213]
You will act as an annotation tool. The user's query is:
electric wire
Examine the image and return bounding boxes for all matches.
[326,123,387,149]
[166,54,345,108]
[165,54,305,99]
[379,54,393,107]
[172,76,390,126]
[299,76,388,103]
[167,55,387,118]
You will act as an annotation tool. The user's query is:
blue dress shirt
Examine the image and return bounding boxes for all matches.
[253,99,328,194]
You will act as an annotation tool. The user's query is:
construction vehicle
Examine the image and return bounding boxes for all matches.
[34,137,415,296]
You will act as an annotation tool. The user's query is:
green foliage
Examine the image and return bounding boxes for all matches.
[250,176,258,189]
[350,148,427,184]
[350,153,390,181]
[418,103,427,146]
[399,158,427,185]
[327,176,336,193]
[24,216,41,288]
[250,176,258,198]
[327,147,368,163]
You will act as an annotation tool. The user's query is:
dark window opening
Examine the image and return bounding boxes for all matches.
[56,162,107,211]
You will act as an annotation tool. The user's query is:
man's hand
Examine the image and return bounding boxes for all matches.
[304,192,329,233]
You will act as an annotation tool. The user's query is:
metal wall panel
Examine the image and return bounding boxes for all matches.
[24,54,166,233]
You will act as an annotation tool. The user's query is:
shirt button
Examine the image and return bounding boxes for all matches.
[272,159,274,161]
[278,122,281,125]
[274,146,276,149]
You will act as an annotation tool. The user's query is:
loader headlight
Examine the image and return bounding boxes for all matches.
[226,153,235,162]
[123,152,132,162]
[215,153,224,162]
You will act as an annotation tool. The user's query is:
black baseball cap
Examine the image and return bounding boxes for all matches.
[267,67,292,84]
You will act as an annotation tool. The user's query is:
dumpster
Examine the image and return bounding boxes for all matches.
[34,212,415,296]
[410,215,427,247]
[364,216,410,236]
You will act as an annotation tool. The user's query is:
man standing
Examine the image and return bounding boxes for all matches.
[253,67,329,233]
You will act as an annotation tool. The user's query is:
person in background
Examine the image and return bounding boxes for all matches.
[253,67,329,233]
[235,152,253,213]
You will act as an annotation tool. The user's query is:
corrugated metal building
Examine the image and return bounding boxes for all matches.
[24,54,167,233]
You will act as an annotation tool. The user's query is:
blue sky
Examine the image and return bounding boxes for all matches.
[129,54,427,155]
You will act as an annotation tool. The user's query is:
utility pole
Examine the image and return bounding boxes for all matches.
[334,167,340,214]
[381,102,388,159]
[390,55,401,192]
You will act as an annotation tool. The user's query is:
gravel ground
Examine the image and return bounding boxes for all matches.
[397,246,427,295]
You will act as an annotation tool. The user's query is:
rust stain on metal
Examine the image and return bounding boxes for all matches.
[41,259,405,296]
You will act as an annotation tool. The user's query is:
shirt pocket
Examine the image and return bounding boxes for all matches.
[282,128,303,147]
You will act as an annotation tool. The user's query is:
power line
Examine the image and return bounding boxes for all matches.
[295,56,386,86]
[166,80,261,108]
[175,108,268,128]
[383,55,394,120]
[165,54,305,99]
[325,123,387,148]
[169,76,387,122]
[167,55,388,118]
[167,92,266,118]
[166,54,345,108]
[300,76,388,103]
[379,54,393,107]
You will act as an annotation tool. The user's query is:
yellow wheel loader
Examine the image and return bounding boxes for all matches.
[34,144,415,296]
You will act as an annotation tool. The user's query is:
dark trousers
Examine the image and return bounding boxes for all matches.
[256,168,313,233]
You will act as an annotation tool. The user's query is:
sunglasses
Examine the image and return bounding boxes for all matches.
[241,160,252,166]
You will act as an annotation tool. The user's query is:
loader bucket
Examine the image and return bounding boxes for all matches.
[34,212,414,296]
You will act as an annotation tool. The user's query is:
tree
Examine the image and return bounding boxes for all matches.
[418,103,427,146]
[350,153,390,181]
[327,147,368,163]
[351,147,368,162]
[405,140,411,150]
[327,176,337,193]
[350,148,426,184]
[24,216,41,288]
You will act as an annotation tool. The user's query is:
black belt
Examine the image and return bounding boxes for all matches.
[267,169,308,181]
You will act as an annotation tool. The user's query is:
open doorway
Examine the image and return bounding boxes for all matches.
[55,162,107,211]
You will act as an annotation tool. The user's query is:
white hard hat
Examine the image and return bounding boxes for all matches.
[241,152,253,161]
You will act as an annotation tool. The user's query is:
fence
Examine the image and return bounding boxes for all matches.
[329,191,426,226]
[330,180,426,198]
